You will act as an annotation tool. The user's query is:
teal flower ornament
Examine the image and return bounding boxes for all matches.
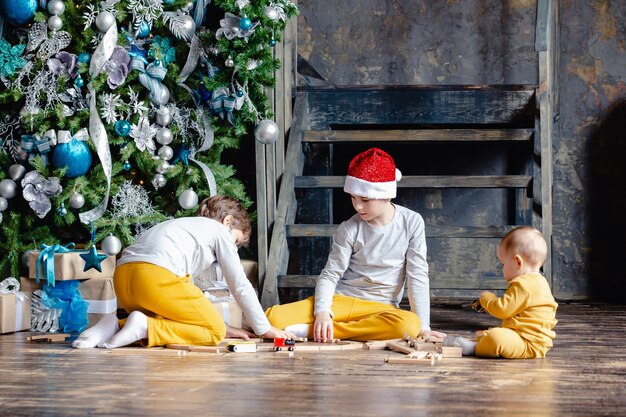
[0,39,27,78]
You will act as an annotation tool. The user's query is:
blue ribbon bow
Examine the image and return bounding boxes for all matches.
[36,242,76,286]
[20,130,56,165]
[131,58,168,105]
[209,90,236,125]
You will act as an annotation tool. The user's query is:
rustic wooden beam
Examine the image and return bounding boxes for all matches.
[295,175,532,189]
[286,224,517,238]
[303,129,534,143]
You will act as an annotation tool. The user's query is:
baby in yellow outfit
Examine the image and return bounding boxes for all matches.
[448,226,558,358]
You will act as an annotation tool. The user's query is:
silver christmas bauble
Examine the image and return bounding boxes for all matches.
[156,107,173,126]
[102,234,122,256]
[225,55,234,67]
[8,164,26,181]
[149,85,170,106]
[151,174,166,189]
[180,15,196,39]
[47,0,65,15]
[156,127,173,145]
[69,192,85,209]
[0,196,7,211]
[95,11,115,32]
[47,15,63,31]
[0,179,17,199]
[158,145,174,161]
[178,188,198,209]
[254,119,280,144]
[155,160,170,174]
[264,6,279,22]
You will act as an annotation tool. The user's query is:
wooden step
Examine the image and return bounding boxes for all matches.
[303,128,534,143]
[295,175,532,189]
[286,224,517,238]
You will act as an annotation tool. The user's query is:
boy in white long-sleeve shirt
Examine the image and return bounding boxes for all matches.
[73,195,293,349]
[266,148,446,342]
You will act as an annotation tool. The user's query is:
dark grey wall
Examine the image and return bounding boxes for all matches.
[295,0,626,300]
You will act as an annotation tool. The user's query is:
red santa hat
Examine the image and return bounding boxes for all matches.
[343,148,402,199]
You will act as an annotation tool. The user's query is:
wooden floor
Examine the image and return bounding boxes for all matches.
[1,302,625,417]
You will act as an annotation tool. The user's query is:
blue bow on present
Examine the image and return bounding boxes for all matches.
[20,130,56,165]
[36,242,76,286]
[209,88,236,125]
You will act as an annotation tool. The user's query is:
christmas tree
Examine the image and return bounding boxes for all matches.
[0,0,297,279]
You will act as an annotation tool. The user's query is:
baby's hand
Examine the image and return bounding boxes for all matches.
[260,326,297,340]
[476,330,486,337]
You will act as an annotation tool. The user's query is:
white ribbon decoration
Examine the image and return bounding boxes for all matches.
[189,112,217,196]
[85,297,117,314]
[57,128,89,144]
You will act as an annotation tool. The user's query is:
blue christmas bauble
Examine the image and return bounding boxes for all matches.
[270,39,277,47]
[114,120,131,137]
[137,20,151,38]
[0,0,37,25]
[78,53,91,64]
[123,161,131,171]
[239,17,252,30]
[73,76,84,88]
[52,139,92,178]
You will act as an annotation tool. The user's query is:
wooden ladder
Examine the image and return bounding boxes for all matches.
[261,85,551,308]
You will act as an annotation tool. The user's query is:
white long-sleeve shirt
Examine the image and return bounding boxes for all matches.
[117,217,271,335]
[314,204,431,331]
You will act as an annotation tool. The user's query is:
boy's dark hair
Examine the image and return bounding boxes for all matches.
[196,195,251,245]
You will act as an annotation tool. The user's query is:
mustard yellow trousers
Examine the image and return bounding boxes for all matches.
[475,327,551,359]
[114,262,226,347]
[265,294,420,341]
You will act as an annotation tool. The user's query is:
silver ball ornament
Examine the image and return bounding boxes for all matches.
[155,160,170,174]
[151,174,167,189]
[69,192,85,209]
[264,6,279,22]
[0,196,7,211]
[8,164,26,181]
[47,15,63,31]
[102,234,122,256]
[225,55,235,67]
[158,145,174,161]
[254,119,280,144]
[47,0,65,15]
[0,179,17,199]
[150,85,170,106]
[95,11,115,32]
[156,127,173,145]
[180,15,196,39]
[178,188,198,209]
[156,107,173,126]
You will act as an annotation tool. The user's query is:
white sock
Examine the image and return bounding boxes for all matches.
[72,313,120,349]
[284,323,309,338]
[103,311,148,349]
[444,335,477,356]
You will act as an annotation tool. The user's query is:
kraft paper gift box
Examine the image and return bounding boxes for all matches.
[0,292,31,334]
[19,277,42,294]
[78,277,117,328]
[29,250,116,282]
[210,299,243,328]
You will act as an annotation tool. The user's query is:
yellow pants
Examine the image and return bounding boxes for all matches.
[475,327,551,359]
[265,294,420,341]
[114,262,226,347]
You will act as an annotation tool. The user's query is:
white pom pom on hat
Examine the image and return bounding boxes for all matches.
[343,147,401,199]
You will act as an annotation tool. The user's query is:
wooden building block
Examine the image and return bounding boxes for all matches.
[27,333,69,343]
[365,339,402,350]
[166,344,222,353]
[438,346,463,358]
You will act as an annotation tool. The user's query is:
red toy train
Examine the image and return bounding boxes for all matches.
[273,338,296,351]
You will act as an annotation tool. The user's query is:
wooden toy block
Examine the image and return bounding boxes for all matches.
[386,340,417,355]
[385,351,442,365]
[166,344,223,353]
[365,339,402,350]
[438,346,463,358]
[27,333,69,343]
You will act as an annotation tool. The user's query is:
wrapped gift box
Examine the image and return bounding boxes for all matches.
[78,277,117,328]
[211,299,242,328]
[0,292,31,334]
[29,250,116,282]
[19,277,42,293]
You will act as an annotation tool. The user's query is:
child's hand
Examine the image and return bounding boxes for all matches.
[476,330,486,337]
[260,326,297,340]
[420,329,447,342]
[313,311,334,342]
[225,325,255,340]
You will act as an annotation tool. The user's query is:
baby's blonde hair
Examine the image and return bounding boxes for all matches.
[195,195,251,245]
[500,226,548,268]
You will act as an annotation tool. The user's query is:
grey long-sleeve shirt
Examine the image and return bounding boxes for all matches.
[314,204,431,331]
[118,217,271,336]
